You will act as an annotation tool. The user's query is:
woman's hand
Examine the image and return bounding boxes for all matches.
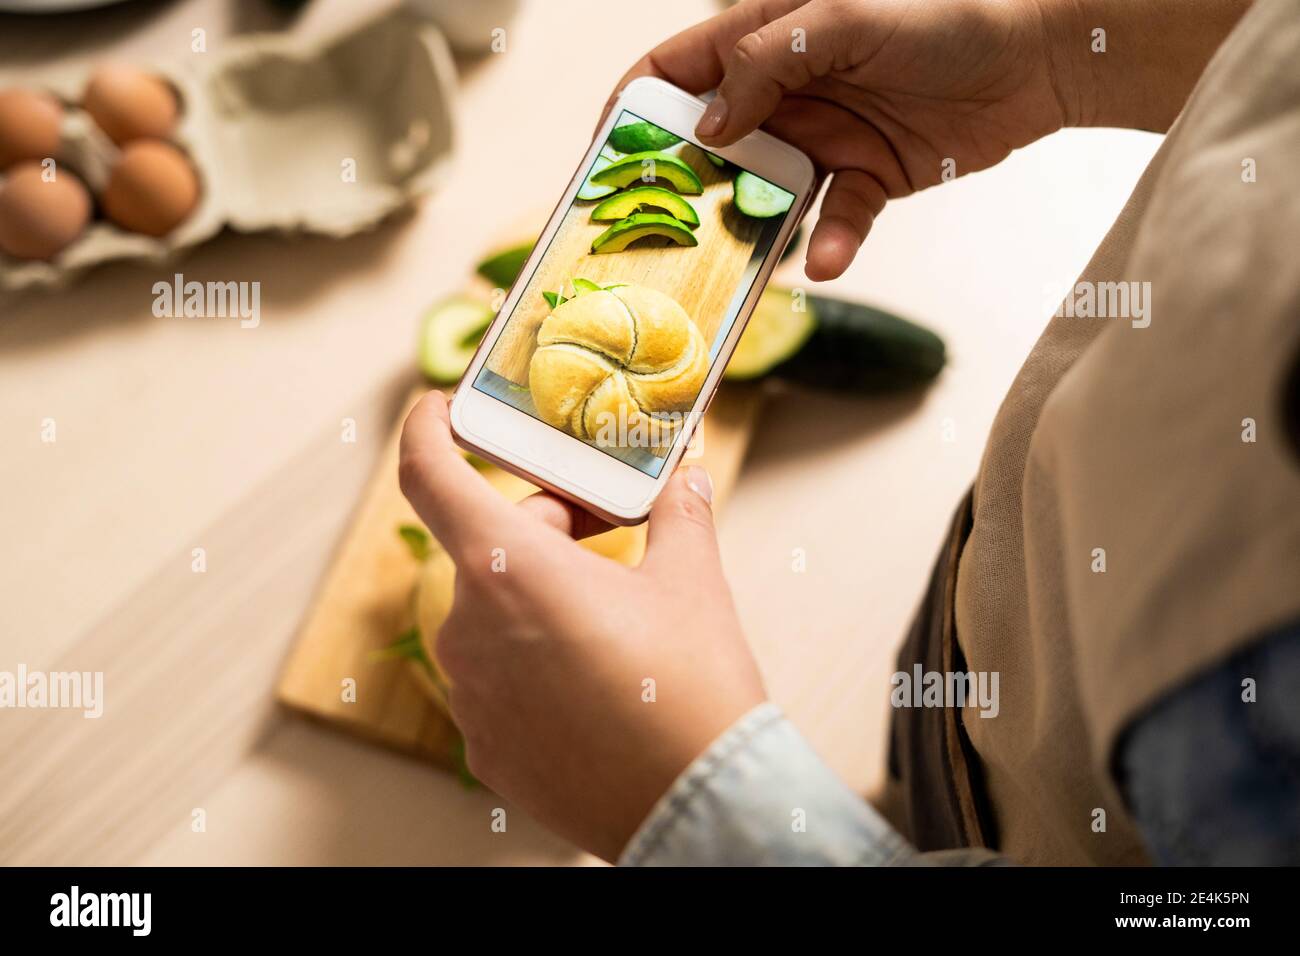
[606,0,1251,281]
[398,392,767,862]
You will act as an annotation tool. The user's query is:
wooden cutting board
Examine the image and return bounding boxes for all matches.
[275,383,763,771]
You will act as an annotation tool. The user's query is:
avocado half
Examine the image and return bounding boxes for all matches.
[608,121,682,154]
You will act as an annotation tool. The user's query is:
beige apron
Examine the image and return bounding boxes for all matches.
[887,0,1300,865]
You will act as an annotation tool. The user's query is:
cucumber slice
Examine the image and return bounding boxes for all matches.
[419,296,493,384]
[590,151,703,195]
[590,213,699,254]
[704,151,726,168]
[589,187,699,228]
[779,293,946,393]
[608,121,681,154]
[475,241,533,288]
[724,288,815,380]
[578,153,619,201]
[733,171,794,218]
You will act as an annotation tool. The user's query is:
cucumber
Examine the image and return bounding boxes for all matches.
[608,121,681,154]
[733,171,794,218]
[578,152,619,201]
[475,241,532,288]
[704,151,726,168]
[419,296,493,384]
[775,293,946,393]
[590,150,703,195]
[725,287,816,380]
[590,186,699,228]
[590,213,698,254]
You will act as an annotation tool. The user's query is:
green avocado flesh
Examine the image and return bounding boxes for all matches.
[590,151,703,195]
[589,187,699,228]
[733,170,794,218]
[724,287,817,379]
[608,121,682,154]
[419,296,493,384]
[475,242,532,288]
[590,213,699,254]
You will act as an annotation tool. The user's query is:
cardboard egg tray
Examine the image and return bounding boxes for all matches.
[1,9,456,292]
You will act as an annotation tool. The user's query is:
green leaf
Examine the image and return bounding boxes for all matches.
[572,277,602,294]
[542,289,569,309]
[397,524,431,561]
[451,734,478,789]
[372,626,478,789]
[370,626,429,665]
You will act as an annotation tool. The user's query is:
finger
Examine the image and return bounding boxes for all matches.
[762,92,913,198]
[397,391,518,554]
[805,168,887,280]
[639,465,724,583]
[594,0,808,138]
[516,492,615,542]
[697,1,840,146]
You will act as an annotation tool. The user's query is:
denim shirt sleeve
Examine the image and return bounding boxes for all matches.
[619,703,928,866]
[621,625,1300,866]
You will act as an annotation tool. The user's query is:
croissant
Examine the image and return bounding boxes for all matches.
[528,284,708,447]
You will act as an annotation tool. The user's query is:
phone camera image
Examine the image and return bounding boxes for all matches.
[472,110,795,477]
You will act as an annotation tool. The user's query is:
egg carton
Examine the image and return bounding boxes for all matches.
[0,9,456,292]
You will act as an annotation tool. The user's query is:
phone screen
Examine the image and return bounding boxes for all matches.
[471,110,796,477]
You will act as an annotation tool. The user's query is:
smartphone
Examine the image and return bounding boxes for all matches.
[451,76,816,525]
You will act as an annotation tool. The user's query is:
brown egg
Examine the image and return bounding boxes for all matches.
[101,139,199,237]
[0,89,64,169]
[0,161,91,260]
[83,64,178,145]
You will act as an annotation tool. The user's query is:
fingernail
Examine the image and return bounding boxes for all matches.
[696,95,727,139]
[684,465,713,503]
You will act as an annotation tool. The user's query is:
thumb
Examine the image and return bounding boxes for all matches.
[695,6,832,146]
[640,466,723,581]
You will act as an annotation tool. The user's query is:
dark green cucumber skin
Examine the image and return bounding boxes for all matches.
[774,295,946,393]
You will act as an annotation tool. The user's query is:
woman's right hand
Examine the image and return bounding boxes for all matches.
[607,0,1248,281]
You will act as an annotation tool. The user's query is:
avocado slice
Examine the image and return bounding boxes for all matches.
[589,187,700,228]
[419,296,493,384]
[475,241,533,288]
[608,121,682,154]
[590,213,699,254]
[733,170,794,218]
[590,151,703,195]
